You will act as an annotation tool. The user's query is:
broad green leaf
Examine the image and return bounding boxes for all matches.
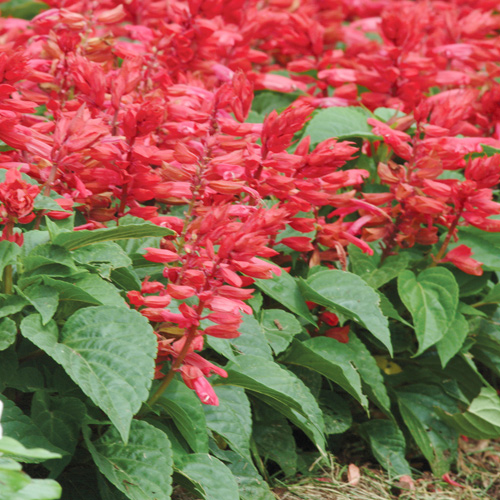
[478,282,500,305]
[155,378,208,454]
[0,437,61,461]
[0,318,16,351]
[348,333,392,415]
[72,242,132,269]
[359,420,412,477]
[21,285,59,325]
[9,477,62,500]
[281,338,367,409]
[0,240,20,278]
[33,194,70,213]
[23,244,76,275]
[396,385,459,476]
[454,227,500,271]
[109,268,141,291]
[218,355,325,451]
[349,246,410,289]
[300,270,392,354]
[437,387,500,440]
[174,454,239,500]
[20,307,156,442]
[397,268,458,355]
[97,475,130,500]
[53,223,174,251]
[252,90,303,116]
[85,420,172,500]
[0,294,28,319]
[71,274,127,308]
[0,0,47,20]
[255,270,316,326]
[435,312,469,368]
[0,397,64,460]
[217,451,274,500]
[41,277,102,305]
[377,291,413,327]
[261,309,302,354]
[303,106,380,145]
[231,314,273,360]
[319,390,352,435]
[253,403,297,476]
[203,386,252,461]
[30,393,86,475]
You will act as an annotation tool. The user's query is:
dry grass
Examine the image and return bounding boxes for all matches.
[172,438,500,500]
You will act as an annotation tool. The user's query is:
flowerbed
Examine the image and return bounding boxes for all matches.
[1,0,500,498]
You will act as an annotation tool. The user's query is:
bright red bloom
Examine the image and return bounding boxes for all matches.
[0,169,39,220]
[442,245,483,276]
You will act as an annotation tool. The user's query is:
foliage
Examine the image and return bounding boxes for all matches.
[1,0,500,499]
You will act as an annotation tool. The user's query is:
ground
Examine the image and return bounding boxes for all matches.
[172,438,500,500]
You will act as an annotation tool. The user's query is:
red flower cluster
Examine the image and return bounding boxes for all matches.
[2,0,500,402]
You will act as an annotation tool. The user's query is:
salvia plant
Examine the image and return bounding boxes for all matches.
[1,0,500,499]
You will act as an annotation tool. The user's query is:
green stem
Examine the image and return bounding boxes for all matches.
[431,214,461,266]
[2,264,12,294]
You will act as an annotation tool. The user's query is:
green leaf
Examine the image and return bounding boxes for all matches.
[435,312,469,368]
[21,285,59,325]
[231,314,273,360]
[41,277,102,305]
[348,332,392,415]
[155,378,208,454]
[71,274,127,308]
[479,282,500,305]
[72,242,132,269]
[280,338,367,409]
[454,226,500,271]
[319,390,352,435]
[0,437,61,461]
[397,268,458,355]
[217,451,274,500]
[85,420,172,500]
[218,355,325,451]
[377,291,413,327]
[10,477,62,500]
[255,271,316,326]
[33,194,70,213]
[303,107,380,145]
[300,270,392,355]
[437,387,500,440]
[30,393,86,474]
[349,246,410,289]
[253,403,297,476]
[174,454,239,500]
[261,309,302,355]
[20,307,156,443]
[0,0,47,20]
[109,268,141,292]
[0,318,16,351]
[0,240,20,278]
[0,294,28,319]
[53,223,174,251]
[396,385,459,476]
[359,420,412,477]
[252,90,303,116]
[23,244,76,275]
[203,386,252,461]
[0,397,64,460]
